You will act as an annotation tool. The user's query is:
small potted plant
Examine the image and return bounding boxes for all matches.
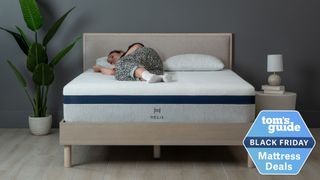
[1,0,80,135]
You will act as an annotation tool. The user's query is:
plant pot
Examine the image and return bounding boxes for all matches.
[28,115,52,135]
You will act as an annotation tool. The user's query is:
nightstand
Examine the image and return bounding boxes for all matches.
[255,91,297,115]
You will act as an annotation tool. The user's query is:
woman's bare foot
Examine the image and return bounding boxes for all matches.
[93,65,102,72]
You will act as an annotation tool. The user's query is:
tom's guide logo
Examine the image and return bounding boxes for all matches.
[243,110,315,175]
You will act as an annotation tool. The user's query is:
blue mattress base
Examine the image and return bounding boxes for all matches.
[64,95,255,104]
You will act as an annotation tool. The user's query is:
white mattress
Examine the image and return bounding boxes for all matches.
[63,69,255,123]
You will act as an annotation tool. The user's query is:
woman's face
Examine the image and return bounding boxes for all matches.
[107,52,124,64]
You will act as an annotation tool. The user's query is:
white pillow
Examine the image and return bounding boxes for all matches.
[163,54,224,71]
[95,56,113,68]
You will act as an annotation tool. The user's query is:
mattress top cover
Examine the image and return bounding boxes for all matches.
[63,69,255,96]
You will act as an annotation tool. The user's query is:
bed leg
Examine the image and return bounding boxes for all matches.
[64,145,72,168]
[153,145,161,159]
[247,153,254,168]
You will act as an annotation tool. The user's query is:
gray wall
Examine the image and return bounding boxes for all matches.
[0,0,319,127]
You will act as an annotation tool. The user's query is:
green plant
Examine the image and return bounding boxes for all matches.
[1,0,80,117]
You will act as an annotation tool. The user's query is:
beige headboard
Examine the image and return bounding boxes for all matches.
[83,33,233,71]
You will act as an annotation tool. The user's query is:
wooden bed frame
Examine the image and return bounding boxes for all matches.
[59,33,255,168]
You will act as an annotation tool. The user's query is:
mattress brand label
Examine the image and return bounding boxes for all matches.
[243,110,315,175]
[150,107,164,120]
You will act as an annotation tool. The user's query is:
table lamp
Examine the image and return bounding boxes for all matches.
[267,54,283,86]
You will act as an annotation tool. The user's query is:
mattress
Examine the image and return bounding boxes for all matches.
[63,69,255,123]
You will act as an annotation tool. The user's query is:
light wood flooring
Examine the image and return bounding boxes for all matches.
[0,128,319,180]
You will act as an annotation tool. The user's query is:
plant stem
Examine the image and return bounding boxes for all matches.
[42,86,49,116]
[35,31,38,44]
[40,86,45,117]
[38,85,41,116]
[24,88,35,112]
[34,85,39,117]
[39,86,43,116]
[40,86,43,117]
[34,31,41,117]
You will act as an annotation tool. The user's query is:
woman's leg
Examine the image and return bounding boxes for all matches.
[115,48,169,83]
[134,67,162,83]
[134,67,146,78]
[137,48,172,82]
[114,59,137,81]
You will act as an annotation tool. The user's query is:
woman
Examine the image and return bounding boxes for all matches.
[93,43,170,83]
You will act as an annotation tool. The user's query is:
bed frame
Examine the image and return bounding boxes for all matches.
[59,33,254,168]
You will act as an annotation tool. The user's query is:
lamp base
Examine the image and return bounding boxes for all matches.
[268,73,281,86]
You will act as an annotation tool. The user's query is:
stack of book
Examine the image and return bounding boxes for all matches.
[262,85,285,94]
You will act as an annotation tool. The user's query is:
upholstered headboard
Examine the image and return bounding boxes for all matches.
[83,33,233,71]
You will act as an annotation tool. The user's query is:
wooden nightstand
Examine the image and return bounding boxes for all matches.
[255,91,297,115]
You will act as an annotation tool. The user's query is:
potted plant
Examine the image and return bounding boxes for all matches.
[1,0,80,135]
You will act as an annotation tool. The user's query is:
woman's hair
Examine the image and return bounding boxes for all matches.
[108,50,124,56]
[127,42,144,50]
[108,43,144,59]
[121,42,144,57]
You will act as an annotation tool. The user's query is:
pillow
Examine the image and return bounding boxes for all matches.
[163,54,224,71]
[95,56,113,68]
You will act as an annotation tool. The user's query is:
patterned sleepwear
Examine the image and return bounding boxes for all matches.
[115,47,163,81]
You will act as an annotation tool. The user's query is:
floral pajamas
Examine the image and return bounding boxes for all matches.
[115,47,163,81]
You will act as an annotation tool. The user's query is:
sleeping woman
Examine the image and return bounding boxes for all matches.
[93,43,171,83]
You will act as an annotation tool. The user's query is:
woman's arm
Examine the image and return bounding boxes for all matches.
[93,65,115,75]
[101,67,115,75]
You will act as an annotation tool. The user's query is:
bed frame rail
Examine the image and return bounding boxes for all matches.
[60,120,250,145]
[59,120,253,167]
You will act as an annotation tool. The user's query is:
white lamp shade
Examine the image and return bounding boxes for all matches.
[267,54,283,72]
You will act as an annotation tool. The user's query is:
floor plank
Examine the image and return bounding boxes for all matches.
[135,160,165,180]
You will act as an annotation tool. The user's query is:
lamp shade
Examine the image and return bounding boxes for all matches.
[267,54,283,72]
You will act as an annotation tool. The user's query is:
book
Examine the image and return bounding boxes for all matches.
[264,90,285,94]
[262,85,285,91]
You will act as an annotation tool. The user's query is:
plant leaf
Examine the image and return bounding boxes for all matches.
[32,63,54,86]
[49,37,81,66]
[27,43,47,72]
[15,26,31,46]
[19,0,43,31]
[0,27,29,55]
[7,60,35,112]
[43,7,75,46]
[7,60,27,88]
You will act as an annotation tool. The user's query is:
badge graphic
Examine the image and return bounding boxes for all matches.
[243,110,316,175]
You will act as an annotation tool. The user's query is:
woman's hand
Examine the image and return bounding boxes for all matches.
[93,65,102,72]
[93,65,115,75]
[101,68,115,76]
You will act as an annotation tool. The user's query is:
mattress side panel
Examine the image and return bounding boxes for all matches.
[64,104,255,123]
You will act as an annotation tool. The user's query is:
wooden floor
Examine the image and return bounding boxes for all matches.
[0,129,319,180]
